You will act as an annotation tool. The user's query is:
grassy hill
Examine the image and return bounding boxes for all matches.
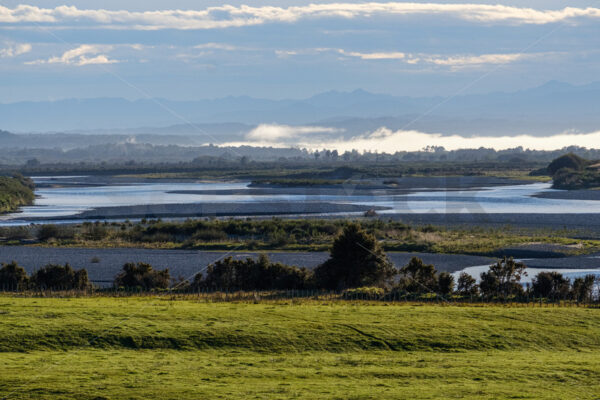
[0,174,34,213]
[1,297,600,399]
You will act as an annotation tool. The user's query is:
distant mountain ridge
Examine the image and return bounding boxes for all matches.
[1,81,599,134]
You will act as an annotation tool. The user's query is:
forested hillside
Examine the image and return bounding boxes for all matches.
[0,175,34,213]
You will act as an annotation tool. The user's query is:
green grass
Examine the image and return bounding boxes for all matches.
[2,297,600,399]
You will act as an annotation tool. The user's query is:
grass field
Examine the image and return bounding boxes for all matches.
[2,297,600,399]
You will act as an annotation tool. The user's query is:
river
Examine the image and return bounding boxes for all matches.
[2,176,600,226]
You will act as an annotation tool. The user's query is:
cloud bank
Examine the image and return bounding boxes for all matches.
[1,3,599,30]
[223,124,600,152]
[0,43,31,57]
[336,49,541,68]
[26,44,118,66]
[246,124,342,142]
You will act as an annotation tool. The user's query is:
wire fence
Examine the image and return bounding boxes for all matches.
[1,285,598,307]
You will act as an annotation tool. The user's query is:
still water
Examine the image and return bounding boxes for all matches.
[453,264,600,284]
[2,177,600,225]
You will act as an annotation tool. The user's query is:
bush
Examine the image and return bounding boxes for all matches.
[192,229,228,242]
[314,224,396,290]
[437,272,455,295]
[0,261,29,290]
[531,271,570,299]
[82,222,109,241]
[571,275,596,303]
[479,257,526,299]
[114,262,170,289]
[37,224,75,241]
[397,257,437,294]
[30,264,89,290]
[198,254,312,291]
[457,272,479,296]
[547,153,587,176]
[0,226,32,241]
[342,286,385,299]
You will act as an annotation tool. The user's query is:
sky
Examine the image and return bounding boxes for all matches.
[1,1,599,103]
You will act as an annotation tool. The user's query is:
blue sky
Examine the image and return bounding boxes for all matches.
[1,1,599,102]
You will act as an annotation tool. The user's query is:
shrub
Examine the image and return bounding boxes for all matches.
[397,257,437,294]
[571,275,596,303]
[457,272,479,296]
[192,229,228,242]
[0,226,32,241]
[37,224,75,241]
[114,262,170,289]
[199,254,312,291]
[437,272,455,295]
[479,257,526,299]
[314,224,396,290]
[342,286,385,299]
[30,264,89,290]
[82,222,109,241]
[531,271,570,299]
[0,261,29,290]
[547,153,587,176]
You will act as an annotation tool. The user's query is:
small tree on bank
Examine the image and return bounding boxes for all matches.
[531,271,570,299]
[479,257,526,298]
[114,262,170,290]
[0,261,29,290]
[571,275,596,303]
[398,257,437,293]
[30,263,89,290]
[314,224,396,290]
[437,271,455,295]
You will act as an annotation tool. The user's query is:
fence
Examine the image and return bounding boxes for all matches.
[1,284,599,307]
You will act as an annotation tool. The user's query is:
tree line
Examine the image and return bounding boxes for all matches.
[1,224,598,302]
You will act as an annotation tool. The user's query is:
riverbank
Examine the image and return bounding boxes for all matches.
[1,246,599,287]
[0,247,495,285]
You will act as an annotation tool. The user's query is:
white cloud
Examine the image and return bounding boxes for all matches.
[194,43,238,51]
[338,49,406,60]
[423,53,527,67]
[275,50,298,58]
[0,43,32,57]
[337,49,541,68]
[245,124,343,142]
[221,125,600,152]
[1,4,599,30]
[26,44,118,66]
[309,128,600,152]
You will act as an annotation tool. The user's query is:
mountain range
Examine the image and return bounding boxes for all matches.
[1,81,599,136]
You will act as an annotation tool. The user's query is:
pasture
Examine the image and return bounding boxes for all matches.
[1,297,599,399]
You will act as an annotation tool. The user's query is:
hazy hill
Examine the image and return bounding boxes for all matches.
[1,81,599,134]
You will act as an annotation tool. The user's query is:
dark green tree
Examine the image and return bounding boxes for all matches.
[547,153,587,176]
[398,257,437,294]
[531,271,570,300]
[437,271,455,295]
[457,272,479,296]
[479,257,526,298]
[0,261,29,290]
[314,224,396,289]
[30,263,89,290]
[571,275,596,303]
[114,262,170,289]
